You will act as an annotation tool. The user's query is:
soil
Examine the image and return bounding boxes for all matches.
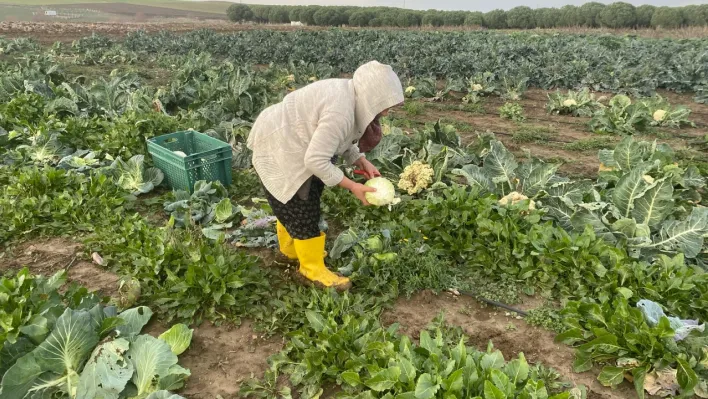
[0,237,121,298]
[384,291,638,399]
[145,320,284,399]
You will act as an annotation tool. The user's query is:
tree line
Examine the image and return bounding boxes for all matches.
[226,2,708,30]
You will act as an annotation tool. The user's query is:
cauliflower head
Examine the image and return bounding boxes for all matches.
[398,161,434,195]
[563,99,578,107]
[405,86,416,95]
[498,191,536,210]
[471,83,484,92]
[653,109,667,122]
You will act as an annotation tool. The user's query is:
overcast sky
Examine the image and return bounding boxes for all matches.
[223,0,703,12]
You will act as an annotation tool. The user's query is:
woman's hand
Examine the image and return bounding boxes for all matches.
[338,176,376,206]
[354,157,381,180]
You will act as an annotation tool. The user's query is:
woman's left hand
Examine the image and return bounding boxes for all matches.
[356,158,381,180]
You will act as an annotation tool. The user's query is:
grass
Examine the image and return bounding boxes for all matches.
[512,125,557,144]
[439,117,474,132]
[403,101,424,116]
[425,101,485,114]
[562,136,617,151]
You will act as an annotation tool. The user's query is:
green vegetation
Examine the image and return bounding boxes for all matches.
[1,28,707,399]
[499,102,525,122]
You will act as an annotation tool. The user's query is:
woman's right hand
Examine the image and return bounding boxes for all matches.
[350,182,376,206]
[338,176,376,206]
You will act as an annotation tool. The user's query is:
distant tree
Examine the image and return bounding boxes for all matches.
[226,4,253,23]
[442,11,466,26]
[635,5,655,28]
[651,7,684,29]
[288,7,302,22]
[559,5,582,27]
[464,11,484,27]
[681,5,708,27]
[299,6,319,25]
[313,8,334,26]
[599,2,636,28]
[250,5,270,23]
[484,9,507,29]
[506,6,535,29]
[534,8,558,28]
[349,10,373,27]
[268,6,290,24]
[421,10,444,27]
[579,2,605,27]
[399,11,421,27]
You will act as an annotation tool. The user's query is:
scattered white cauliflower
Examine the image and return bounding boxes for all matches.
[174,150,187,157]
[398,161,434,195]
[653,109,667,122]
[563,99,578,107]
[498,191,536,210]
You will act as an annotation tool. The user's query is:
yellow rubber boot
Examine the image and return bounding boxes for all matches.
[294,234,351,291]
[276,220,298,261]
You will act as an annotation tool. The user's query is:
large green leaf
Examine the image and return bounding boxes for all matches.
[414,373,439,399]
[76,338,133,399]
[612,137,647,171]
[145,391,186,399]
[518,160,560,197]
[505,353,529,386]
[452,164,493,193]
[127,334,180,396]
[482,140,518,188]
[158,324,193,356]
[637,206,708,258]
[597,366,625,387]
[116,306,153,340]
[676,358,698,392]
[632,177,673,229]
[612,165,650,218]
[0,308,99,398]
[365,367,400,392]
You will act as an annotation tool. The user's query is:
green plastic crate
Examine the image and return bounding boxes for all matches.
[147,130,232,193]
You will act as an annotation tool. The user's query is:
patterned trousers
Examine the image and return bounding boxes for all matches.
[264,177,325,240]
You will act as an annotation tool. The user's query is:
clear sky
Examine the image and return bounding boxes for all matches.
[224,0,703,12]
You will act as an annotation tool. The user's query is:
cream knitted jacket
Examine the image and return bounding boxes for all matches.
[246,61,404,204]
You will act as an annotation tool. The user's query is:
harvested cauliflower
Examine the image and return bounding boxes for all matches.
[653,109,667,122]
[498,191,536,210]
[563,99,578,107]
[398,161,434,195]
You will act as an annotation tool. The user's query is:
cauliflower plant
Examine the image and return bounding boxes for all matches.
[398,161,434,195]
[498,191,536,210]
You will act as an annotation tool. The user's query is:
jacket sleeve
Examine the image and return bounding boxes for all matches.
[342,143,364,165]
[304,111,351,187]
